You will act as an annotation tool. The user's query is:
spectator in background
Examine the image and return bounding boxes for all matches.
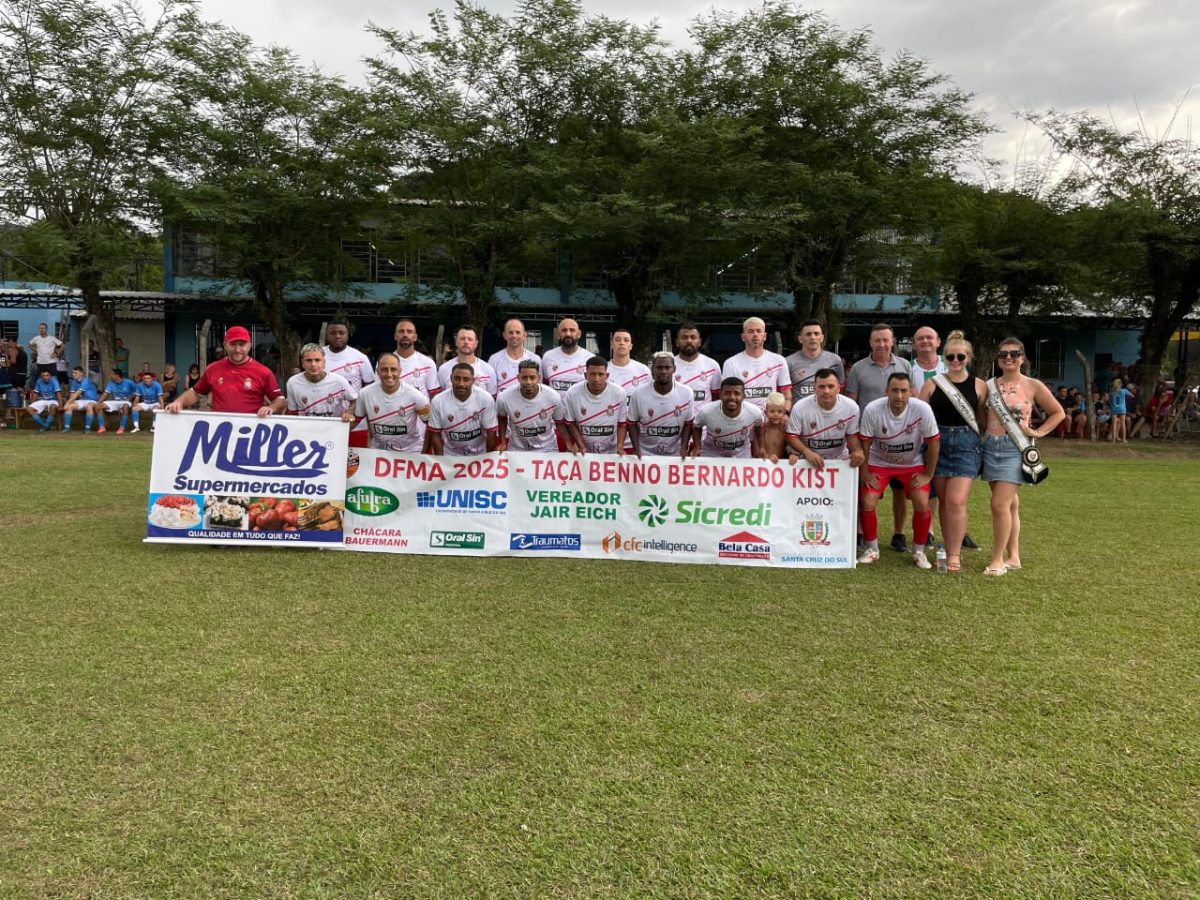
[0,349,13,430]
[4,340,27,429]
[184,364,201,392]
[130,371,164,432]
[161,364,179,403]
[96,366,139,433]
[1109,378,1132,442]
[28,323,62,378]
[114,338,130,376]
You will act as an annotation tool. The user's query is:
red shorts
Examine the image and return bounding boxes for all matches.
[863,464,929,497]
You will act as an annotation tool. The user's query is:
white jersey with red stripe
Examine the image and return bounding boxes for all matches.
[355,382,430,452]
[673,353,722,403]
[541,346,592,392]
[562,381,627,453]
[496,383,564,452]
[721,350,790,409]
[396,350,439,398]
[428,386,499,456]
[286,371,357,417]
[322,345,375,391]
[437,357,498,397]
[488,348,541,395]
[858,396,939,468]
[627,382,694,456]
[694,400,764,458]
[787,394,860,460]
[607,359,651,393]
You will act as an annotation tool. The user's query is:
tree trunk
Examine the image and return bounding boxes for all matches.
[1074,349,1096,439]
[80,272,116,379]
[1138,257,1200,399]
[607,260,660,362]
[256,279,299,381]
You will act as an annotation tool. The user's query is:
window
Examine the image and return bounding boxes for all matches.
[0,320,17,342]
[1034,338,1064,380]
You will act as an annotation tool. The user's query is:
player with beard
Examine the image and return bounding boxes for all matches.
[673,323,721,403]
[166,326,285,417]
[721,317,790,411]
[785,319,845,400]
[392,319,440,398]
[541,318,591,393]
[437,325,498,397]
[427,362,499,456]
[561,356,627,454]
[496,359,566,452]
[624,352,694,458]
[692,377,765,459]
[488,318,541,396]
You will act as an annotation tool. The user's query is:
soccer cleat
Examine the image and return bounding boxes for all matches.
[116,427,125,434]
[857,548,880,564]
[97,426,107,434]
[962,533,981,550]
[890,533,907,553]
[130,425,140,433]
[913,550,932,570]
[60,427,70,432]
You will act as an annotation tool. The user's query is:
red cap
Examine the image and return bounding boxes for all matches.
[224,326,251,343]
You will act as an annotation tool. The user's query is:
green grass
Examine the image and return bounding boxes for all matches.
[2,433,1199,896]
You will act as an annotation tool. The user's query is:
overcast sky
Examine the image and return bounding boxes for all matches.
[197,0,1200,176]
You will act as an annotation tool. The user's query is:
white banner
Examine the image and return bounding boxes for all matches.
[343,451,858,567]
[145,412,349,547]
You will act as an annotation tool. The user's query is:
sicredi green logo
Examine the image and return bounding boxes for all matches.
[430,530,485,549]
[345,486,398,516]
[640,495,772,528]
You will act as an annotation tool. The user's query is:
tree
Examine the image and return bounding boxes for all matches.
[1034,111,1200,397]
[685,2,990,327]
[0,0,195,376]
[158,24,381,374]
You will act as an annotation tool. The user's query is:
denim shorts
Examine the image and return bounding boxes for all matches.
[4,388,22,408]
[935,425,983,478]
[981,434,1023,484]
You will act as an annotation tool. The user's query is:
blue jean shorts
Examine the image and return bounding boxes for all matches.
[4,387,22,408]
[981,434,1023,484]
[935,425,982,478]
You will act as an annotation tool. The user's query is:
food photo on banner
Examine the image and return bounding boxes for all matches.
[342,450,859,568]
[146,412,350,547]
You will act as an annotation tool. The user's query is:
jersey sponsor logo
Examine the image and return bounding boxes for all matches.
[416,489,507,512]
[581,424,615,436]
[717,530,771,560]
[177,420,332,479]
[448,425,483,442]
[430,530,485,549]
[375,422,408,436]
[510,532,581,551]
[645,425,680,437]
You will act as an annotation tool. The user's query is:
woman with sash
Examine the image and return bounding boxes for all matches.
[980,337,1065,576]
[919,331,986,573]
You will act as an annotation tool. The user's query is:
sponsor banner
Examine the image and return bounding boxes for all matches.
[345,450,858,567]
[145,412,349,547]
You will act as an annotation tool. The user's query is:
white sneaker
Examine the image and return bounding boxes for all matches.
[857,548,880,564]
[130,425,140,433]
[913,550,932,570]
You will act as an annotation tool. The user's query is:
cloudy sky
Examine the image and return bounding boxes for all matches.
[198,0,1199,175]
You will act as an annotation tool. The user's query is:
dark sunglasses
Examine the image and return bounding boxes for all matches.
[996,350,1024,359]
[945,353,968,362]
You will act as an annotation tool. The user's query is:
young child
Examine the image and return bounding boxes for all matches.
[760,391,790,461]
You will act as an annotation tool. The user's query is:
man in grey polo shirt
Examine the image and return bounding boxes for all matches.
[846,323,912,552]
[786,319,845,400]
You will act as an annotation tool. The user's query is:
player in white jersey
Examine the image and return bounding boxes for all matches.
[606,329,651,393]
[496,359,565,452]
[392,318,440,398]
[427,362,499,456]
[721,316,791,410]
[322,322,375,391]
[786,368,863,467]
[673,323,722,403]
[561,356,627,454]
[353,353,431,452]
[625,352,694,457]
[541,317,591,392]
[785,319,845,400]
[437,325,498,396]
[855,372,940,568]
[488,318,541,395]
[691,377,765,458]
[286,344,357,417]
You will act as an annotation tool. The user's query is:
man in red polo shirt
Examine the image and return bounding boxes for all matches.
[165,326,285,416]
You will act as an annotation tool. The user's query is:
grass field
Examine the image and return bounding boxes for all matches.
[2,433,1199,897]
